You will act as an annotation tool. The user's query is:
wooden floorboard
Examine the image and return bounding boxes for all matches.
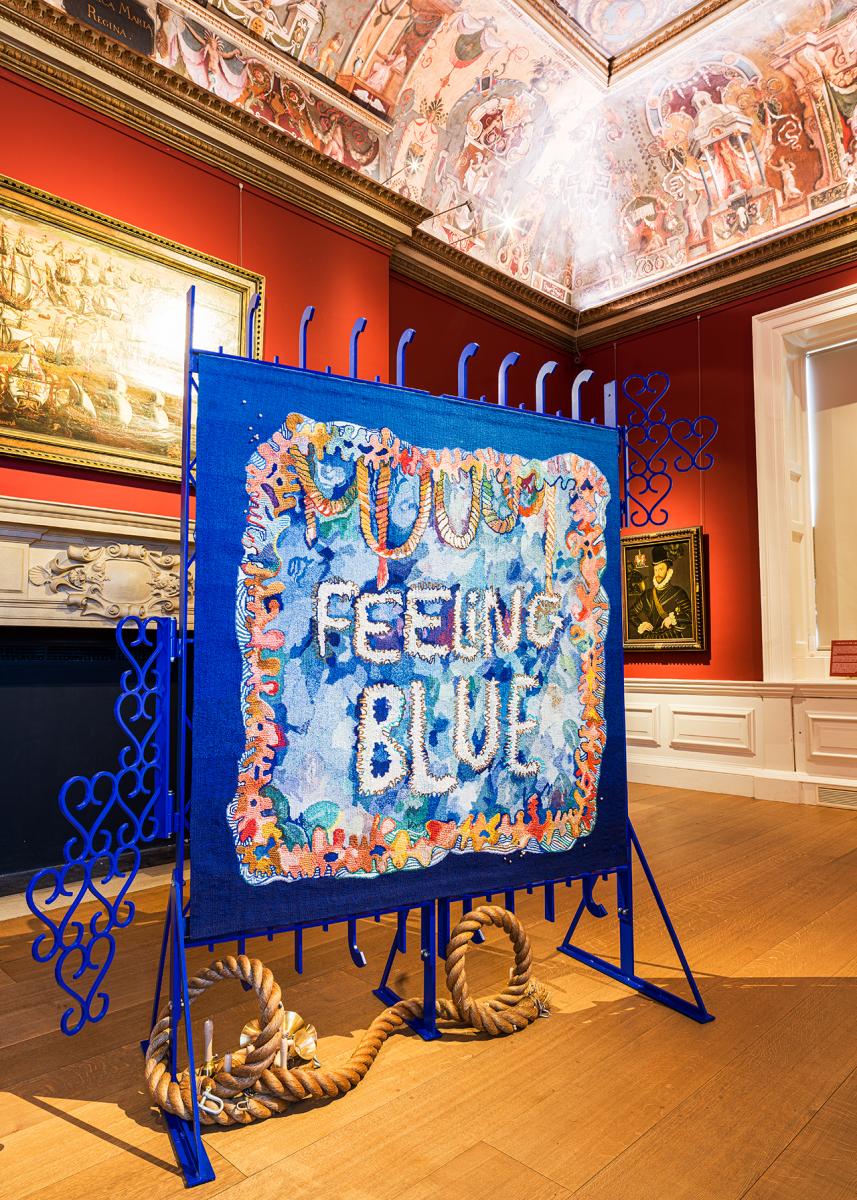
[1,785,854,1200]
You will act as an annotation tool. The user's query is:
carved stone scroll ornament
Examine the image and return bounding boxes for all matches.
[28,543,193,620]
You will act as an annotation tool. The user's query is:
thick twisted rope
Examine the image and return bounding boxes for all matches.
[544,483,557,595]
[145,905,548,1126]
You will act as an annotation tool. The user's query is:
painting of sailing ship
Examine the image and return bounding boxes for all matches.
[0,177,262,479]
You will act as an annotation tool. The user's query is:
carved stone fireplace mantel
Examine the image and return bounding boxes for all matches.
[0,495,193,626]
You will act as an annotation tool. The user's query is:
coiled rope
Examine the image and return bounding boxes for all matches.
[145,905,549,1127]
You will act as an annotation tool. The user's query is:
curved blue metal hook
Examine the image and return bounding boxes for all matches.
[571,368,594,421]
[245,292,262,358]
[298,305,315,370]
[457,341,479,399]
[582,876,608,918]
[497,351,520,407]
[347,918,367,968]
[535,360,558,414]
[396,328,416,387]
[349,317,368,379]
[604,379,618,427]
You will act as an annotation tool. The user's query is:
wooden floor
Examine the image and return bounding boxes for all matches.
[2,784,857,1200]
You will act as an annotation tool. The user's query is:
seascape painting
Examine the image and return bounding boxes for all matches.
[0,177,261,479]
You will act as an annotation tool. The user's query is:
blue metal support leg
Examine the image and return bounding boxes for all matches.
[146,879,215,1187]
[416,903,440,1040]
[373,905,440,1041]
[160,878,214,1185]
[148,887,172,1038]
[437,898,451,960]
[557,821,713,1024]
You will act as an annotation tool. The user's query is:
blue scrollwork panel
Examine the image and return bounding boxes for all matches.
[26,616,174,1034]
[620,372,718,527]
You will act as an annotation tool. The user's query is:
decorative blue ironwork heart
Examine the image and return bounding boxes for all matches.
[620,373,718,527]
[26,616,174,1034]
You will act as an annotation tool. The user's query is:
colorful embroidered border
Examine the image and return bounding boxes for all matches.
[231,414,609,885]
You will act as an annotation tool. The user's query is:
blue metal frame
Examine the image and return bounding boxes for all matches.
[620,371,718,527]
[26,615,173,1036]
[27,299,719,1187]
[557,822,713,1023]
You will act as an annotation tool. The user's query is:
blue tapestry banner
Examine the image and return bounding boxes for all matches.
[189,353,629,940]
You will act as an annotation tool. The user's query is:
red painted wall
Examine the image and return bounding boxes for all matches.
[8,68,857,683]
[0,70,390,517]
[584,262,857,682]
[389,276,578,408]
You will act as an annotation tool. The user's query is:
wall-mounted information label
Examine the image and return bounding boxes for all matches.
[64,0,154,55]
[830,640,857,677]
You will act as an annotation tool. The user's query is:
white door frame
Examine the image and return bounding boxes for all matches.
[752,280,857,682]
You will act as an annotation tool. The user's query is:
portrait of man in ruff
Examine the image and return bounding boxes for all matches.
[621,527,707,653]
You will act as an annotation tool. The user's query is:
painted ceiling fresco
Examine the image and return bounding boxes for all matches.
[570,0,857,306]
[51,0,857,310]
[559,0,705,55]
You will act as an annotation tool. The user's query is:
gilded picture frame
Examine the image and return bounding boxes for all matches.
[0,175,263,481]
[621,525,707,653]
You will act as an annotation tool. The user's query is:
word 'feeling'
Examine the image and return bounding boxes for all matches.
[314,580,564,797]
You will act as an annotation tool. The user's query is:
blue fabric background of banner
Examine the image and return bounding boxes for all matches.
[189,353,629,941]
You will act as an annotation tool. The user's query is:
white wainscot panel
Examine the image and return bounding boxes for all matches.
[624,702,660,749]
[669,705,756,756]
[796,698,857,773]
[624,682,857,802]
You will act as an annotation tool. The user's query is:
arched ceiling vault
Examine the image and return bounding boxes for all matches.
[39,0,857,311]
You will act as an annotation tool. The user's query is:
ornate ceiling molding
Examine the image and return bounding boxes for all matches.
[515,0,608,82]
[0,0,431,251]
[577,207,857,347]
[610,0,749,77]
[392,231,577,353]
[5,0,857,358]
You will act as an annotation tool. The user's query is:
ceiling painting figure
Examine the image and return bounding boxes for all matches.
[43,0,857,309]
[337,0,454,116]
[209,0,325,59]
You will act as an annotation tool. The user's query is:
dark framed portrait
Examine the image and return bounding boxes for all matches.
[621,526,707,652]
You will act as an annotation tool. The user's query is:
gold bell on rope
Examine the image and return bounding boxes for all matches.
[239,1006,320,1069]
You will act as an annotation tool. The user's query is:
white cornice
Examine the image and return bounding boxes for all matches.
[0,494,187,540]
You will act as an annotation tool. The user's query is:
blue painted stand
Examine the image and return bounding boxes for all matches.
[373,904,440,1041]
[26,290,718,1188]
[557,823,713,1024]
